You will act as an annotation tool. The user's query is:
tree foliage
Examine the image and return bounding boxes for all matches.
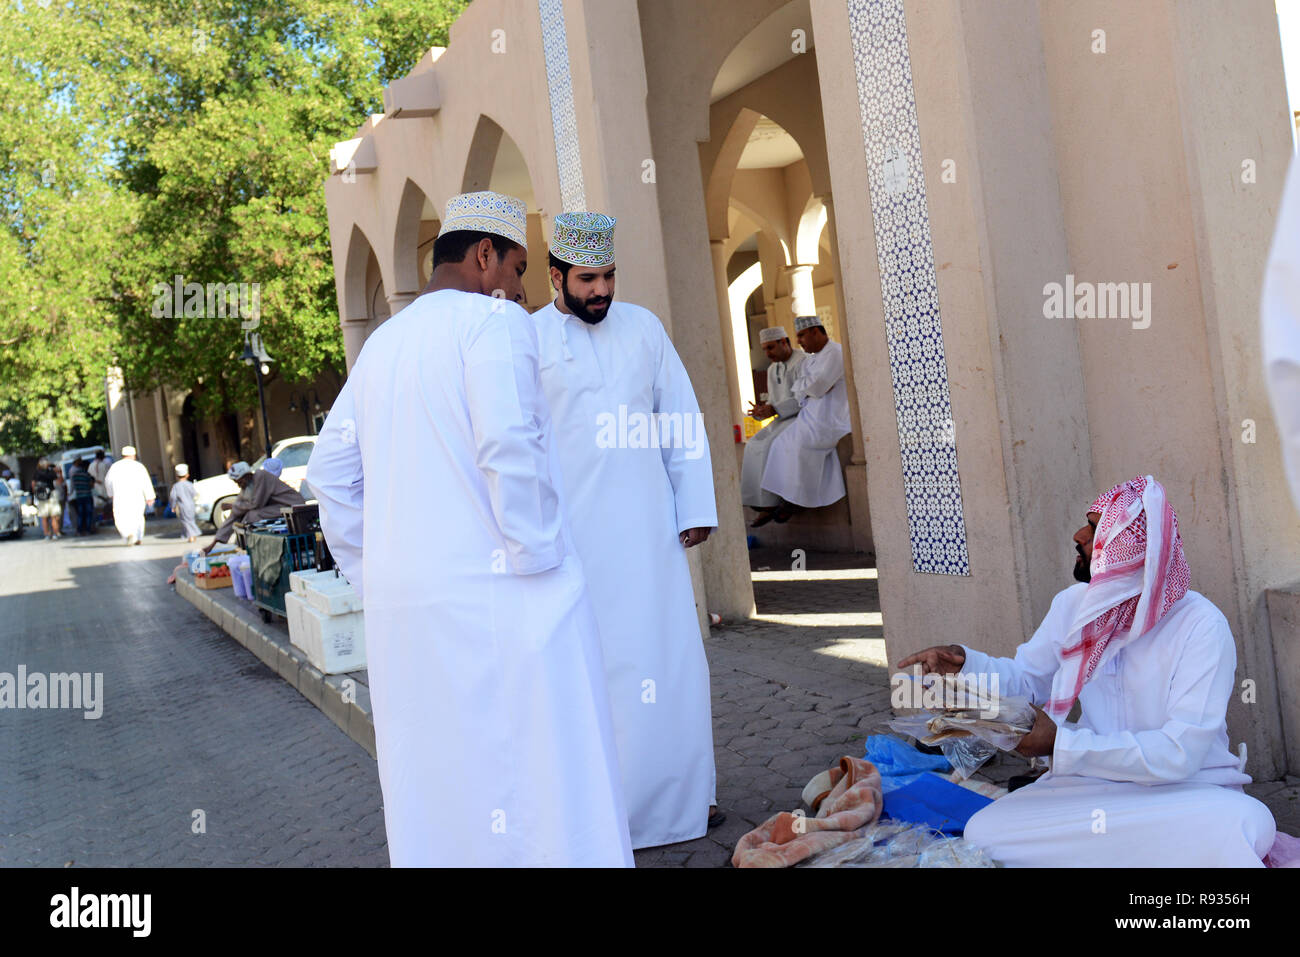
[0,0,468,453]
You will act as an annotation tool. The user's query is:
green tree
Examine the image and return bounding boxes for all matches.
[0,0,468,456]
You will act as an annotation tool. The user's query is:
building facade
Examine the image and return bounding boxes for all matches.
[322,0,1300,778]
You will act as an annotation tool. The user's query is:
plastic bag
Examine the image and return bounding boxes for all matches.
[801,822,995,868]
[887,675,1035,752]
[938,735,999,780]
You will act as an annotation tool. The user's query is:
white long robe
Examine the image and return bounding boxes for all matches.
[959,583,1276,867]
[306,289,632,868]
[104,458,154,543]
[740,349,807,509]
[1262,152,1300,514]
[760,339,851,508]
[532,299,719,849]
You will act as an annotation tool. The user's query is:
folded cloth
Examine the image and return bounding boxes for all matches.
[733,756,883,868]
[1265,831,1300,867]
[881,771,994,835]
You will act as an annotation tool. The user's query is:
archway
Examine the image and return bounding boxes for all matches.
[460,115,552,310]
[703,7,872,558]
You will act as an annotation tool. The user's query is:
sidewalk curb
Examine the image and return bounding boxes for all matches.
[176,576,376,758]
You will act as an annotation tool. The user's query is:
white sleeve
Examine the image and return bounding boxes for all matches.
[799,345,845,399]
[306,377,366,601]
[1052,616,1237,784]
[958,587,1077,706]
[1262,153,1300,514]
[653,324,718,535]
[462,302,564,575]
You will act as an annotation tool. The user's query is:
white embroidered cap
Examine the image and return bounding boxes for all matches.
[759,326,790,344]
[437,191,529,249]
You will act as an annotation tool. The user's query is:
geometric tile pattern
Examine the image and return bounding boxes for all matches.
[538,0,587,213]
[846,0,970,574]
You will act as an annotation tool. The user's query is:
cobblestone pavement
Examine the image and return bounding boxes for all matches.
[0,519,388,866]
[3,526,1295,868]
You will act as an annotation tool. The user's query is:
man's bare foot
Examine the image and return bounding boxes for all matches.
[707,805,725,828]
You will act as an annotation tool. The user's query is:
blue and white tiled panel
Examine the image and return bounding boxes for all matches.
[847,0,970,575]
[537,0,586,213]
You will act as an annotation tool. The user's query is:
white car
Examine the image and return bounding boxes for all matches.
[193,435,318,530]
[0,481,23,538]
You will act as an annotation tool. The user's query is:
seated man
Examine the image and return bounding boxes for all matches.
[202,460,305,554]
[759,316,851,513]
[741,326,807,526]
[900,476,1276,867]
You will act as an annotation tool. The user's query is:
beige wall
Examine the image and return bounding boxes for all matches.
[318,0,1300,772]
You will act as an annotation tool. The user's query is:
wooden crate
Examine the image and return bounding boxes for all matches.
[193,573,233,590]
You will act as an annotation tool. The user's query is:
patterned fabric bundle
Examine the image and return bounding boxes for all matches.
[731,756,882,868]
[1046,475,1190,718]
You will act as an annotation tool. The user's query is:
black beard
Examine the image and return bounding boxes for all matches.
[562,280,611,324]
[1073,552,1092,583]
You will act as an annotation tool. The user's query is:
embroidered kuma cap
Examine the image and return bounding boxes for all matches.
[794,316,823,333]
[759,326,790,344]
[551,212,616,267]
[437,191,529,249]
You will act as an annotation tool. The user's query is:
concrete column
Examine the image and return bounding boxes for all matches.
[1168,0,1300,774]
[567,0,754,621]
[153,388,171,478]
[711,240,747,429]
[822,195,872,553]
[342,321,369,374]
[385,291,418,316]
[785,264,817,317]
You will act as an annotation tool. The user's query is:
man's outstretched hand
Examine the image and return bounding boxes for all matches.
[896,644,967,675]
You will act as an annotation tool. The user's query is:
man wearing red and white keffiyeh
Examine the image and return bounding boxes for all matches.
[899,476,1278,867]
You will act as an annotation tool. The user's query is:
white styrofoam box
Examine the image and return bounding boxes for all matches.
[289,568,331,596]
[284,594,365,674]
[284,592,319,660]
[305,580,362,616]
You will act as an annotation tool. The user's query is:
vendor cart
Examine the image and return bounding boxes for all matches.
[244,524,319,623]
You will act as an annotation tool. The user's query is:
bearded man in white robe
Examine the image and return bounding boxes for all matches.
[104,446,155,545]
[532,211,720,849]
[307,192,631,868]
[900,476,1277,867]
[742,327,807,527]
[759,317,851,514]
[1262,153,1300,514]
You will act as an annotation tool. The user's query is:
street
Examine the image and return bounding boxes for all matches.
[3,524,1296,868]
[0,520,387,866]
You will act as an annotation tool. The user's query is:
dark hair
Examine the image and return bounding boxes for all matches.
[548,252,572,280]
[432,230,519,269]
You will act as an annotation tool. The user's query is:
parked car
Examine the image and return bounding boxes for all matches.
[0,481,23,538]
[193,435,318,530]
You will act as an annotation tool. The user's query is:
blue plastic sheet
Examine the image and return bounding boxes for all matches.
[880,773,993,835]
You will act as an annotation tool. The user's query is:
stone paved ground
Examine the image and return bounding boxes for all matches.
[2,526,1295,867]
[0,518,387,866]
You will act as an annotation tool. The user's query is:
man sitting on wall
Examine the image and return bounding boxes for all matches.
[899,475,1277,867]
[758,316,852,516]
[202,460,305,554]
[741,326,807,527]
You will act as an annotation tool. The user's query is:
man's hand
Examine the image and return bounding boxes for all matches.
[896,644,967,675]
[680,527,711,548]
[1014,705,1057,758]
[749,402,776,420]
